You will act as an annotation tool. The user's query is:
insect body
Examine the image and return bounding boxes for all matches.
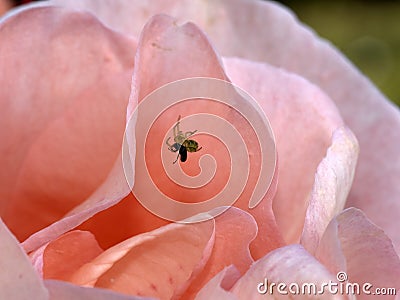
[166,115,202,164]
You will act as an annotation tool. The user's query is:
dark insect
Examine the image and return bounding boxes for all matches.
[166,115,202,164]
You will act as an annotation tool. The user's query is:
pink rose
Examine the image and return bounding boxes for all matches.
[1,1,399,299]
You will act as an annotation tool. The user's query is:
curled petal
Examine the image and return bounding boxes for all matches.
[181,207,257,298]
[29,230,103,281]
[314,218,347,277]
[223,57,343,246]
[69,219,215,299]
[194,266,239,300]
[0,219,48,299]
[23,160,131,252]
[301,127,359,254]
[129,13,227,109]
[317,208,400,300]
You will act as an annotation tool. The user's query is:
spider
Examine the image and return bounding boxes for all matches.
[165,115,202,164]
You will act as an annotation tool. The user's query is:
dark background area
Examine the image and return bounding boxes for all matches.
[275,0,400,106]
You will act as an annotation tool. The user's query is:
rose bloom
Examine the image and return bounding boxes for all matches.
[1,0,399,299]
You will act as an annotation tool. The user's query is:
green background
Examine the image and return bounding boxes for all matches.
[276,0,400,107]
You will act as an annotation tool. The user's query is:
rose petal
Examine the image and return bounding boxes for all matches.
[194,266,239,300]
[181,207,257,298]
[22,159,131,252]
[23,12,238,255]
[314,218,347,277]
[317,208,400,300]
[231,244,344,299]
[129,14,227,105]
[75,193,167,250]
[0,219,48,299]
[0,6,135,241]
[223,57,343,246]
[59,13,229,252]
[75,14,280,255]
[44,279,152,300]
[80,207,256,298]
[125,14,342,257]
[29,230,103,281]
[69,218,215,299]
[301,127,359,254]
[52,0,400,254]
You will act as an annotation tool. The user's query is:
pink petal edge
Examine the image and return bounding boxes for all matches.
[223,57,344,246]
[30,230,103,281]
[0,218,48,299]
[317,208,400,300]
[23,160,130,252]
[69,217,215,299]
[181,207,257,299]
[194,266,239,300]
[301,126,359,254]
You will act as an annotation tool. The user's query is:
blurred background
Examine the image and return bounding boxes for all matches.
[277,0,400,107]
[1,0,399,106]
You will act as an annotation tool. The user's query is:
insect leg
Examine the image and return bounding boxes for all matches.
[166,137,174,150]
[173,115,182,138]
[185,130,197,138]
[173,153,180,164]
